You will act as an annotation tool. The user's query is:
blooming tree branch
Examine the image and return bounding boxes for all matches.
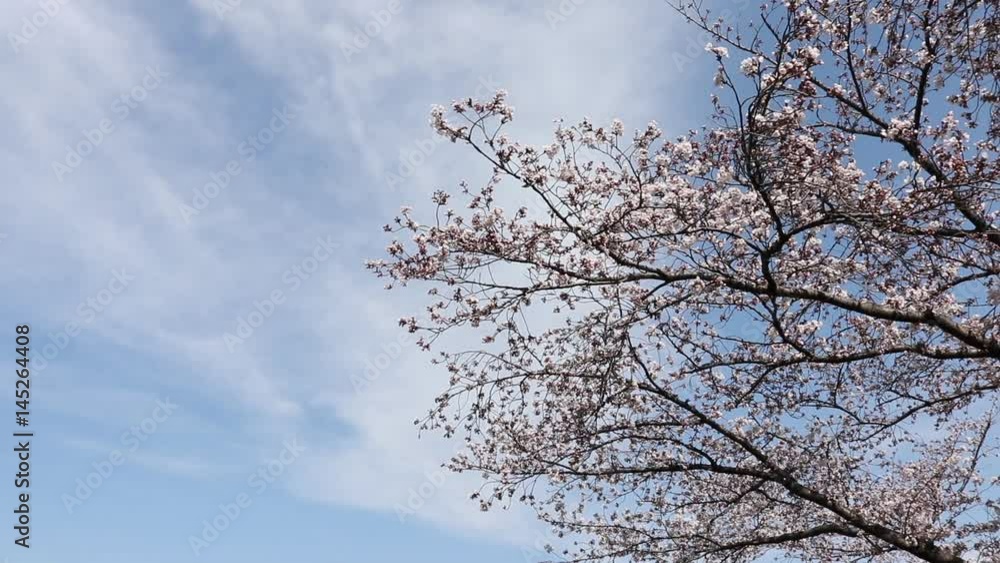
[368,1,1000,561]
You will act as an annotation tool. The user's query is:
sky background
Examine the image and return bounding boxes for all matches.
[0,1,733,561]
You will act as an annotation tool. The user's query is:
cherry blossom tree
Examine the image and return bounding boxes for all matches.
[368,1,1000,561]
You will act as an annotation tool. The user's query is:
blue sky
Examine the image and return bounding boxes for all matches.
[0,1,724,561]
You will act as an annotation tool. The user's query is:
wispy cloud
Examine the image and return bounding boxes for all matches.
[0,0,698,556]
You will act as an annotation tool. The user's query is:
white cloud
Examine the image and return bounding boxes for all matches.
[1,0,695,545]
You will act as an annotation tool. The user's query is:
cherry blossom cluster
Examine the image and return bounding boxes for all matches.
[370,1,999,562]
